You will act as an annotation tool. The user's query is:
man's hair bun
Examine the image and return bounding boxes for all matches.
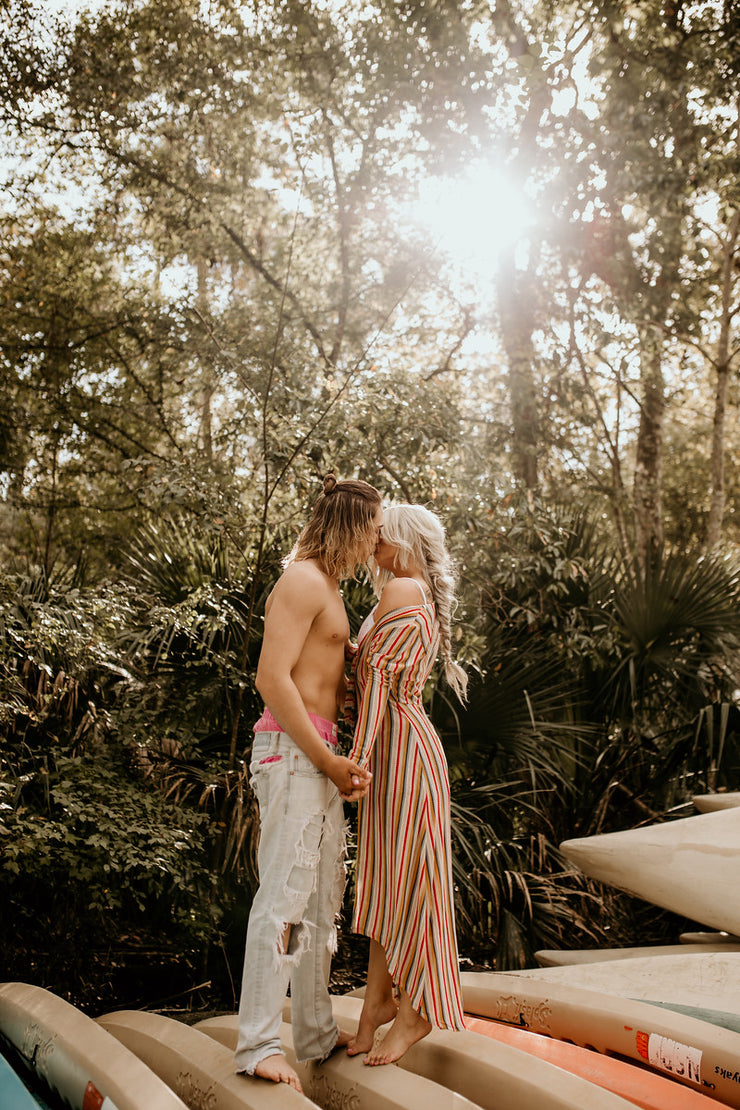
[323,473,338,494]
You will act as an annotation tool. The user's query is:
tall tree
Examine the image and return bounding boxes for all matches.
[578,0,740,557]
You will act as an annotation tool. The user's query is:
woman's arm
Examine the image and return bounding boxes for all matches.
[348,581,421,769]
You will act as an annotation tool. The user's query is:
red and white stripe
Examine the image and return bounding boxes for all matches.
[349,603,465,1030]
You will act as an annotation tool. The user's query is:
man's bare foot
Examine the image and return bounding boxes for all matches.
[252,1053,303,1092]
[363,1010,432,1066]
[346,997,399,1056]
[323,1028,354,1058]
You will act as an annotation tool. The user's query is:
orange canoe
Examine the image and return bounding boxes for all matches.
[465,1015,720,1110]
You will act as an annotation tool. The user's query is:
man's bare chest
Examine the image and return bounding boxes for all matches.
[310,594,350,647]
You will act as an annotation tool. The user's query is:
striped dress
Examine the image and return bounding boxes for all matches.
[348,598,465,1030]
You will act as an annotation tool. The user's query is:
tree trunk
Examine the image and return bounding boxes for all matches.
[496,247,539,489]
[705,208,740,549]
[197,256,214,461]
[44,431,59,578]
[633,334,665,564]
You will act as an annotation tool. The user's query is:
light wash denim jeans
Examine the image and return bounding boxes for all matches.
[235,729,347,1074]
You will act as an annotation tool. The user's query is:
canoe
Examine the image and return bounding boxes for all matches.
[495,953,740,1031]
[503,952,740,1017]
[464,1013,720,1110]
[639,1002,740,1036]
[198,1016,488,1110]
[460,969,740,1107]
[196,1014,488,1110]
[560,807,740,936]
[98,1009,318,1109]
[693,793,740,813]
[535,943,740,967]
[681,932,740,945]
[0,1049,43,1109]
[198,1002,640,1110]
[0,982,188,1110]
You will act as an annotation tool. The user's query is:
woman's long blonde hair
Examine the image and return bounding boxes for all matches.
[371,504,468,703]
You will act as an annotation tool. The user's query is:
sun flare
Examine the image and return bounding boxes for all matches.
[413,162,536,279]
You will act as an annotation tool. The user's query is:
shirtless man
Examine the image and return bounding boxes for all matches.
[235,474,382,1092]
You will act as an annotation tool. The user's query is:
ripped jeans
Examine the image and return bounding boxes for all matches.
[235,729,347,1074]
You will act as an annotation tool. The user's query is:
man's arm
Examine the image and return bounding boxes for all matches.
[255,563,371,796]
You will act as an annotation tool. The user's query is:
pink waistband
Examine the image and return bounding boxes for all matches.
[254,708,338,746]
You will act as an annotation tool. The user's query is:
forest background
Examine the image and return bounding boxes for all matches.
[2,0,740,1016]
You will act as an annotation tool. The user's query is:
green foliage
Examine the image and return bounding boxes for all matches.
[0,569,219,1008]
[442,499,740,967]
[2,750,212,918]
[608,551,740,719]
[114,513,273,895]
[1,0,740,1000]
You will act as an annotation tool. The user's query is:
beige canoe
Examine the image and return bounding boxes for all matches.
[693,793,740,813]
[198,1015,487,1110]
[681,932,740,944]
[198,1001,639,1110]
[98,1009,320,1110]
[500,952,740,1017]
[0,982,188,1110]
[460,970,740,1107]
[535,943,740,967]
[560,807,740,936]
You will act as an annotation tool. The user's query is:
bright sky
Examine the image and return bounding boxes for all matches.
[412,162,537,282]
[22,0,589,299]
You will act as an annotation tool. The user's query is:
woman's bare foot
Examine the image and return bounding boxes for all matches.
[346,997,399,1056]
[252,1053,303,1092]
[363,1009,432,1066]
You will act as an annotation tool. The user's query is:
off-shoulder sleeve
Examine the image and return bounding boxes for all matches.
[348,616,416,769]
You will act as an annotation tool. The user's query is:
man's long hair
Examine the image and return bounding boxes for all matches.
[288,474,382,579]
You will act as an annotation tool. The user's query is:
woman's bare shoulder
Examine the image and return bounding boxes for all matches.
[375,577,425,620]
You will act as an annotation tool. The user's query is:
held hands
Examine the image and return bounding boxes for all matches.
[327,754,371,802]
[340,779,370,803]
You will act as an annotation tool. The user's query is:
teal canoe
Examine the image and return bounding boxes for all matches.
[0,1050,44,1109]
[639,999,740,1036]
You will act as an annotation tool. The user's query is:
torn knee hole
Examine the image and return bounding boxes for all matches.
[277,922,292,955]
[272,920,310,969]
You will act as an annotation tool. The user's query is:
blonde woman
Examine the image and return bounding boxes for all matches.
[345,504,468,1065]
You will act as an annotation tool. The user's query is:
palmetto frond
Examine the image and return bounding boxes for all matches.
[606,548,740,716]
[126,517,234,604]
[445,505,740,961]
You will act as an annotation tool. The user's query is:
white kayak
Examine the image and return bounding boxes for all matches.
[560,807,740,936]
[502,952,740,1017]
[460,970,740,1108]
[98,1009,318,1109]
[197,1014,488,1110]
[681,932,740,944]
[535,942,740,967]
[693,793,740,813]
[0,982,188,1110]
[198,1001,640,1110]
